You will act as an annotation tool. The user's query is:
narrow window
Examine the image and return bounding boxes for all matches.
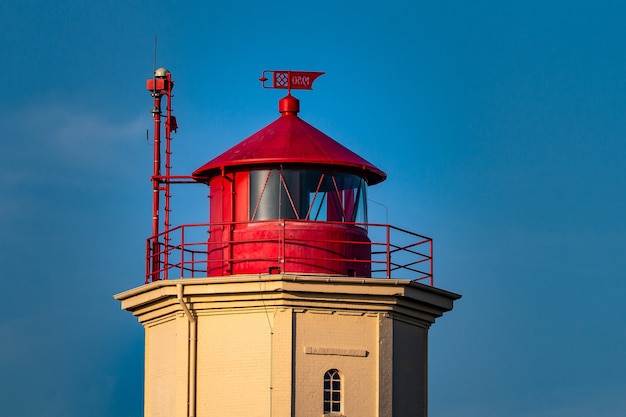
[323,369,341,414]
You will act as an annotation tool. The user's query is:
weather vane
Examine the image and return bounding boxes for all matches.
[259,70,325,94]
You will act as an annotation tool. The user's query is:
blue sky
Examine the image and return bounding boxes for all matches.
[1,1,625,416]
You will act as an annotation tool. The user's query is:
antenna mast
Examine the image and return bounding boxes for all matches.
[147,66,177,282]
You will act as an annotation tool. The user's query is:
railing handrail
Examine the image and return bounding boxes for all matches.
[145,220,433,285]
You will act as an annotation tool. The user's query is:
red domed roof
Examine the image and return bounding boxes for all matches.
[192,95,386,185]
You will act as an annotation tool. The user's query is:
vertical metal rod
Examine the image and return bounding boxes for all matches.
[181,225,185,277]
[282,222,286,273]
[145,239,151,284]
[163,72,174,279]
[229,174,236,274]
[386,225,391,278]
[278,168,283,272]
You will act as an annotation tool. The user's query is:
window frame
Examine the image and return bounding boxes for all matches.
[323,368,342,415]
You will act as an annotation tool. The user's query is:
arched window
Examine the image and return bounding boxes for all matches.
[323,369,341,414]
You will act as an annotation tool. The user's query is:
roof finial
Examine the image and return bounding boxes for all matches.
[278,94,300,115]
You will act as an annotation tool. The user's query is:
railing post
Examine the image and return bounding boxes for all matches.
[280,221,286,273]
[386,225,391,278]
[164,239,169,281]
[191,251,195,278]
[181,226,185,278]
[227,222,233,275]
[145,239,151,284]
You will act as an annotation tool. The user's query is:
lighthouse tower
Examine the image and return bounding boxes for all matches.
[115,69,460,417]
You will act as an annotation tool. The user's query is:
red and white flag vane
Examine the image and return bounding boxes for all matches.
[259,70,325,92]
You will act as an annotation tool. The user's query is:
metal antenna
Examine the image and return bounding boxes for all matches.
[153,35,157,75]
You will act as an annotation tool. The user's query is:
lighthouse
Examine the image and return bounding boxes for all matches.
[115,69,460,417]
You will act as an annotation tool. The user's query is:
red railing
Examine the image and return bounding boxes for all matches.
[145,220,433,285]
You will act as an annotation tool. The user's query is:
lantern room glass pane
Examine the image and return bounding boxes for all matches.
[249,169,368,223]
[249,169,299,220]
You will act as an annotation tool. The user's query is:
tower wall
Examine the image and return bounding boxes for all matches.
[116,275,459,417]
[144,316,189,417]
[294,310,379,416]
[196,311,272,416]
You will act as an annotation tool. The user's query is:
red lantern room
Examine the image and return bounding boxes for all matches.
[192,89,386,277]
[145,70,433,285]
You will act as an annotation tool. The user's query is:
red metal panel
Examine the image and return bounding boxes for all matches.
[234,171,249,222]
[146,78,167,91]
[208,177,227,275]
[227,222,371,277]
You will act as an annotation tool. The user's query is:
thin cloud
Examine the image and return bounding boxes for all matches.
[50,107,146,159]
[0,101,149,227]
[2,100,146,175]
